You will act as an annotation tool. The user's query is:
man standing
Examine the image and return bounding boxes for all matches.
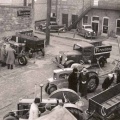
[102,73,114,90]
[6,44,15,69]
[68,68,78,92]
[0,44,6,67]
[79,68,89,99]
[29,98,41,120]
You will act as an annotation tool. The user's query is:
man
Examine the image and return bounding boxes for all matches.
[0,44,6,67]
[6,44,15,69]
[68,68,78,92]
[79,68,89,99]
[41,103,51,116]
[102,73,114,90]
[28,98,41,120]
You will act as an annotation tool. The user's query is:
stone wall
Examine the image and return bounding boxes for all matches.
[0,5,32,38]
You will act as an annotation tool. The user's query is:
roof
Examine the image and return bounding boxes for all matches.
[75,41,94,48]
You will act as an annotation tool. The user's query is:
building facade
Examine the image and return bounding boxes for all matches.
[52,0,120,37]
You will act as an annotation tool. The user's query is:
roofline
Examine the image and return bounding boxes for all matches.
[92,6,120,11]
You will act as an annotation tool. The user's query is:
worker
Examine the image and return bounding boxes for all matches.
[41,103,51,116]
[116,70,120,84]
[28,97,41,120]
[102,73,114,90]
[6,44,16,69]
[0,44,7,67]
[68,68,78,92]
[79,67,89,99]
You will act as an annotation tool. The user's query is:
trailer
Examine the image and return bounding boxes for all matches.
[88,83,120,120]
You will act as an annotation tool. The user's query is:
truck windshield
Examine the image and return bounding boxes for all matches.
[73,44,82,52]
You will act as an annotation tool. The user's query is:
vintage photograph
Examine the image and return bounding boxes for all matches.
[0,0,120,120]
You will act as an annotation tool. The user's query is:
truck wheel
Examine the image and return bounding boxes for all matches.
[87,76,99,93]
[48,86,57,95]
[18,56,27,65]
[45,83,49,93]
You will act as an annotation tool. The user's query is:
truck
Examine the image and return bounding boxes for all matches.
[54,40,112,68]
[10,30,45,58]
[88,83,120,120]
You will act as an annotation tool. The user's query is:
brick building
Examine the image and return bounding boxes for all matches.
[52,0,120,37]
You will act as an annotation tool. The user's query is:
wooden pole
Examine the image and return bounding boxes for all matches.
[46,0,51,45]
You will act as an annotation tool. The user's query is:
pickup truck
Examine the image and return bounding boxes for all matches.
[54,40,112,68]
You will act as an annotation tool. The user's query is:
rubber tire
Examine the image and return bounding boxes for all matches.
[99,58,105,67]
[45,83,49,93]
[18,56,27,65]
[87,76,99,93]
[4,116,17,120]
[48,86,57,95]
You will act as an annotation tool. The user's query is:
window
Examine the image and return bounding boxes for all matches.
[82,15,88,25]
[103,17,109,34]
[92,16,99,21]
[116,19,120,35]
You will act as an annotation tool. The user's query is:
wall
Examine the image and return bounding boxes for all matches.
[34,0,47,21]
[0,5,32,38]
[78,8,120,36]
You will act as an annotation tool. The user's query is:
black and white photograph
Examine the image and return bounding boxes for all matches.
[0,0,120,120]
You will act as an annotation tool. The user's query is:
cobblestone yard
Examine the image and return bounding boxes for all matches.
[0,32,120,119]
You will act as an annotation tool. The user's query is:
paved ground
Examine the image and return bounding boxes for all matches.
[0,31,120,119]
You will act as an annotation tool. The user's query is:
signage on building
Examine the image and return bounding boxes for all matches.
[17,10,31,17]
[94,45,112,55]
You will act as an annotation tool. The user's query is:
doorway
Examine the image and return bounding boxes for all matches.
[62,14,68,27]
[72,15,78,29]
[103,17,109,34]
[92,22,98,35]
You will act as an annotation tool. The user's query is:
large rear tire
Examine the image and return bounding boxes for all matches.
[18,56,27,65]
[48,86,57,95]
[87,76,99,93]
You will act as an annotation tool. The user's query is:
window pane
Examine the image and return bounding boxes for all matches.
[92,17,99,21]
[103,18,108,26]
[83,16,88,24]
[117,20,120,27]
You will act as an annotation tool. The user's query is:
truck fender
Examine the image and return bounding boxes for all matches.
[97,56,106,67]
[65,60,74,68]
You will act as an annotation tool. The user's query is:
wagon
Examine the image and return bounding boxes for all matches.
[88,83,120,120]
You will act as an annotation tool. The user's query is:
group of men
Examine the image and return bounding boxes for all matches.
[0,43,16,69]
[68,67,88,99]
[68,67,120,100]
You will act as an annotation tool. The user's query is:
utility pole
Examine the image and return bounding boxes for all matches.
[31,0,35,31]
[46,0,51,45]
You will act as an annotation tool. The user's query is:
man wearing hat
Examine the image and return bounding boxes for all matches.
[28,97,41,120]
[68,68,78,92]
[79,67,89,99]
[102,73,114,90]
